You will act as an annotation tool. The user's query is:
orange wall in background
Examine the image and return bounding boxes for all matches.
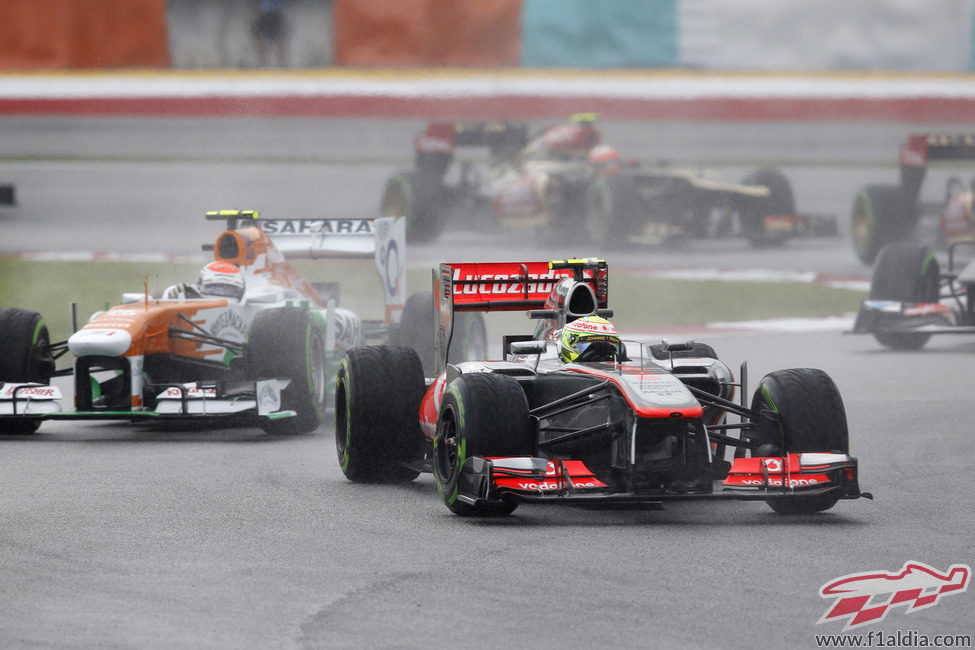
[0,0,169,69]
[334,0,520,66]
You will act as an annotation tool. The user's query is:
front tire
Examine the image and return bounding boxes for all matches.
[246,307,327,434]
[0,308,55,434]
[749,368,849,514]
[869,243,940,350]
[335,346,426,483]
[433,373,532,516]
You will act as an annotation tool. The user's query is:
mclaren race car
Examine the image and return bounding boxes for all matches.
[851,239,975,349]
[851,133,975,264]
[381,114,835,247]
[336,258,870,516]
[0,211,482,435]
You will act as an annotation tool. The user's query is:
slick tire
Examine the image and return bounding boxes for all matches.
[433,373,532,516]
[740,168,795,247]
[585,173,642,248]
[750,368,849,514]
[851,184,917,265]
[393,291,487,376]
[869,243,940,350]
[335,345,426,483]
[380,171,447,243]
[246,307,327,435]
[0,308,56,434]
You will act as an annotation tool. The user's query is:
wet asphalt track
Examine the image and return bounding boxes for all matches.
[0,117,973,648]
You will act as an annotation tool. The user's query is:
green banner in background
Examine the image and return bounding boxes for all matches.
[521,0,678,68]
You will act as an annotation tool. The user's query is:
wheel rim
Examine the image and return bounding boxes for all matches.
[434,407,462,496]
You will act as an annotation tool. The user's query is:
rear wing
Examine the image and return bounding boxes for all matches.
[416,121,529,155]
[205,210,406,320]
[434,258,608,373]
[900,134,975,167]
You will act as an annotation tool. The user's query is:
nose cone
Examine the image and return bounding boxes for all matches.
[68,329,133,357]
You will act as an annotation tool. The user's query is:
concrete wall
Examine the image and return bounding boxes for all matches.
[166,0,333,68]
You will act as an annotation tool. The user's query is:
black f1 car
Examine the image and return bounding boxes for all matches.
[336,257,870,516]
[851,239,975,349]
[381,114,835,247]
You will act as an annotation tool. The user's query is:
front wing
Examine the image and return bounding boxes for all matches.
[452,453,869,508]
[0,380,296,427]
[851,300,975,336]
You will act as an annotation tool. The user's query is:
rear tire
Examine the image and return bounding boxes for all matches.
[246,307,327,434]
[740,168,795,247]
[0,308,55,434]
[851,185,917,265]
[434,373,532,516]
[335,346,426,483]
[749,368,849,514]
[585,174,643,248]
[393,292,487,376]
[381,171,447,243]
[869,243,940,350]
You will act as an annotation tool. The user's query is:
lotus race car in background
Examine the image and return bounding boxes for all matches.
[381,114,836,247]
[336,257,870,516]
[851,133,975,264]
[851,239,975,349]
[0,211,484,435]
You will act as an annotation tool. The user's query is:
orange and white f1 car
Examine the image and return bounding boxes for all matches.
[0,210,443,435]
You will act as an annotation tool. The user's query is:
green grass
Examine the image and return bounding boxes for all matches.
[0,258,865,340]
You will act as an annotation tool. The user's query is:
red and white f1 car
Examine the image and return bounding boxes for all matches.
[336,258,871,516]
[0,211,481,435]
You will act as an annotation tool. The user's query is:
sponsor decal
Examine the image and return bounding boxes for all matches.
[1,384,60,399]
[210,309,247,342]
[493,459,608,492]
[260,219,374,235]
[818,561,970,630]
[451,267,568,296]
[256,380,280,414]
[161,384,217,398]
[902,302,951,317]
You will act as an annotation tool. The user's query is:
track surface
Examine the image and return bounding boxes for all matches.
[1,117,973,648]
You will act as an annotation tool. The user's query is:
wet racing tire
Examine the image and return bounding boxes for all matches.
[585,173,643,248]
[393,292,487,376]
[750,368,849,514]
[335,345,426,483]
[0,308,56,434]
[381,171,447,243]
[869,243,940,350]
[740,168,795,247]
[434,373,533,516]
[246,307,327,435]
[851,184,916,265]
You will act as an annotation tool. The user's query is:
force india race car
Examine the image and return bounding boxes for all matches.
[381,114,835,247]
[851,239,975,349]
[0,211,482,435]
[851,133,975,264]
[336,257,870,516]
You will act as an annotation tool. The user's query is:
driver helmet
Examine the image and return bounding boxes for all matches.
[559,315,622,363]
[198,261,245,300]
[589,144,621,173]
